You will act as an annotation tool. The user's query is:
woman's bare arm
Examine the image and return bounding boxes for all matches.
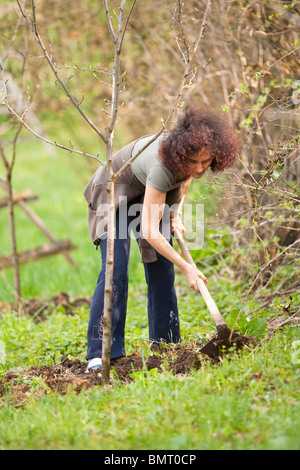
[171,176,192,236]
[178,177,192,214]
[141,184,207,291]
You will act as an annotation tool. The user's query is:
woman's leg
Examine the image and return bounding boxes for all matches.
[143,239,181,345]
[86,215,131,361]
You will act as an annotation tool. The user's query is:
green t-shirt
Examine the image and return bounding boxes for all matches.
[131,135,183,193]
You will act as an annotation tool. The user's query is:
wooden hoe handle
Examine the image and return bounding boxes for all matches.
[175,230,227,329]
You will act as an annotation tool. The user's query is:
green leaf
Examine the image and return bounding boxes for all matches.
[227,309,248,331]
[244,318,267,340]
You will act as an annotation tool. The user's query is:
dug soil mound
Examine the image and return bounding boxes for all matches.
[2,292,299,407]
[199,330,257,358]
[0,293,261,406]
[0,348,205,403]
[0,337,256,406]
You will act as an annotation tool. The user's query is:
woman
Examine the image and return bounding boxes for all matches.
[84,105,239,372]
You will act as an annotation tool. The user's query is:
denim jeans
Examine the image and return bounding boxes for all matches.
[86,200,180,360]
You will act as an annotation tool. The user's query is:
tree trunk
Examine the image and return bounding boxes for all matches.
[6,177,21,304]
[101,144,115,385]
[0,155,21,304]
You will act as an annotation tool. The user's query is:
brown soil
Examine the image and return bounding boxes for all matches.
[0,336,256,406]
[199,329,257,359]
[0,292,261,406]
[1,291,299,408]
[0,348,206,404]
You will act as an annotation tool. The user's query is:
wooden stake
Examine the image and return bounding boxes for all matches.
[0,240,76,269]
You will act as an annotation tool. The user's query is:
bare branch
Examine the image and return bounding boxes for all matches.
[248,238,300,300]
[1,59,103,164]
[172,0,190,64]
[1,0,27,64]
[102,0,117,43]
[266,45,300,72]
[113,0,211,181]
[0,142,9,171]
[18,0,107,144]
[11,122,23,174]
[119,0,137,53]
[193,1,211,54]
[116,0,126,38]
[55,64,113,76]
[106,0,126,136]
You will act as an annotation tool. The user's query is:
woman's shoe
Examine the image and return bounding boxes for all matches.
[85,357,102,373]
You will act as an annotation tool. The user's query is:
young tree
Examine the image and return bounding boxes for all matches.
[0,124,23,304]
[0,2,28,304]
[1,0,211,383]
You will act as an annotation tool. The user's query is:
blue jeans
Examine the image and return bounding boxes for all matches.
[86,201,180,360]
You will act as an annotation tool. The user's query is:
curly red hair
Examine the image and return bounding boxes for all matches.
[158,106,240,178]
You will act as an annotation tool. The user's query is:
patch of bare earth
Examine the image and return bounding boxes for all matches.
[3,293,298,406]
[0,339,255,406]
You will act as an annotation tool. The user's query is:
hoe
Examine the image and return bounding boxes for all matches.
[175,230,255,358]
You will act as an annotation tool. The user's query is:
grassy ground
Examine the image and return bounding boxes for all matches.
[0,314,299,450]
[0,137,299,450]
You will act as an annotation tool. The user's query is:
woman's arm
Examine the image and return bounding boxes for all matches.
[178,177,192,214]
[141,184,208,291]
[171,176,192,236]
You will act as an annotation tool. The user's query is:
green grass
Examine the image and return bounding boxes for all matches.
[0,137,300,450]
[0,318,299,450]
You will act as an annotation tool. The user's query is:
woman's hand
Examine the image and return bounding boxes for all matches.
[184,264,208,292]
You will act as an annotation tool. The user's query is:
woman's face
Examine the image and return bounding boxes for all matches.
[186,148,213,179]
